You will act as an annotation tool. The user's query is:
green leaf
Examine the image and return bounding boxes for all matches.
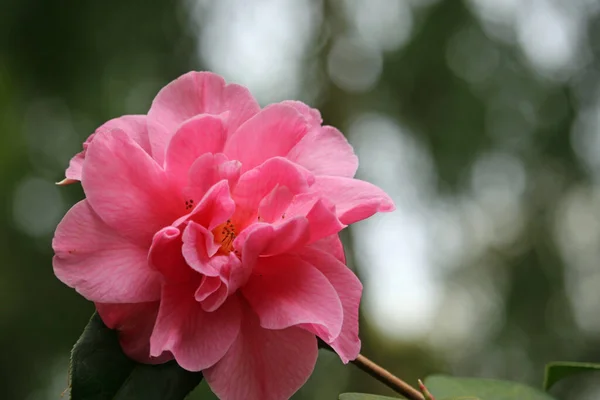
[339,393,405,400]
[338,393,475,400]
[70,312,203,400]
[424,375,557,400]
[544,361,600,390]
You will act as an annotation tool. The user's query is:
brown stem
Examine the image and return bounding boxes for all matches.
[351,354,424,400]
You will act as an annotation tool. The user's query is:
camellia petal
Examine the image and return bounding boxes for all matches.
[147,71,260,164]
[310,176,396,225]
[287,126,358,178]
[242,254,343,341]
[185,153,241,204]
[232,157,314,227]
[224,104,309,173]
[181,221,222,276]
[63,115,151,183]
[284,192,346,243]
[204,309,318,400]
[279,100,322,127]
[234,217,310,262]
[310,234,346,264]
[150,284,242,371]
[164,114,228,189]
[299,246,362,363]
[64,151,86,183]
[185,180,236,231]
[81,128,182,245]
[95,302,171,364]
[53,200,161,303]
[148,226,195,283]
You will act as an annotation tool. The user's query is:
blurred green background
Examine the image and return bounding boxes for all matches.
[1,0,600,398]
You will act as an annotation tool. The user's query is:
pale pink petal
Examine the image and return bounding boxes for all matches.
[150,284,241,371]
[186,180,235,231]
[192,256,247,312]
[95,302,172,364]
[184,153,241,203]
[257,186,294,223]
[195,275,222,302]
[219,252,251,296]
[224,104,309,173]
[242,254,343,340]
[148,226,195,283]
[287,126,358,178]
[310,176,395,224]
[147,71,260,165]
[199,283,228,312]
[280,100,322,127]
[97,115,152,155]
[82,129,182,245]
[310,234,346,263]
[183,221,251,303]
[181,221,223,276]
[65,151,86,182]
[234,217,310,262]
[53,200,161,303]
[204,309,318,400]
[63,115,152,183]
[164,114,227,189]
[232,157,313,227]
[299,247,362,363]
[285,192,346,243]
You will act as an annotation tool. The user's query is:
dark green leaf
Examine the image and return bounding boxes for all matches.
[339,393,405,400]
[70,312,203,400]
[544,361,600,390]
[424,375,557,400]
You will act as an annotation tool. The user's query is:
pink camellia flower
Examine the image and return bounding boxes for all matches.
[53,72,394,400]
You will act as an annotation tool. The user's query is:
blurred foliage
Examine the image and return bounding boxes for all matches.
[1,0,600,399]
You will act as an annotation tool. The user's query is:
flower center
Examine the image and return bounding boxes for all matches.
[213,219,236,254]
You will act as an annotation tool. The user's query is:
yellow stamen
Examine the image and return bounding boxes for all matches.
[213,219,236,254]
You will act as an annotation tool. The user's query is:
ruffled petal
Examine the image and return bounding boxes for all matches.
[232,157,313,228]
[257,186,294,223]
[64,151,86,183]
[184,180,235,231]
[181,221,221,276]
[234,217,310,264]
[257,190,345,244]
[150,284,241,371]
[287,126,358,178]
[224,104,309,173]
[82,128,182,245]
[310,176,395,224]
[95,302,171,364]
[242,254,343,341]
[284,192,345,243]
[204,309,318,400]
[147,71,260,165]
[164,114,228,189]
[64,115,152,183]
[52,200,161,303]
[184,153,241,204]
[310,234,346,264]
[148,226,195,283]
[279,100,322,127]
[299,247,362,363]
[183,222,251,309]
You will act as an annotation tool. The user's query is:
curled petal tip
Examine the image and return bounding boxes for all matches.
[56,178,78,186]
[383,200,396,213]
